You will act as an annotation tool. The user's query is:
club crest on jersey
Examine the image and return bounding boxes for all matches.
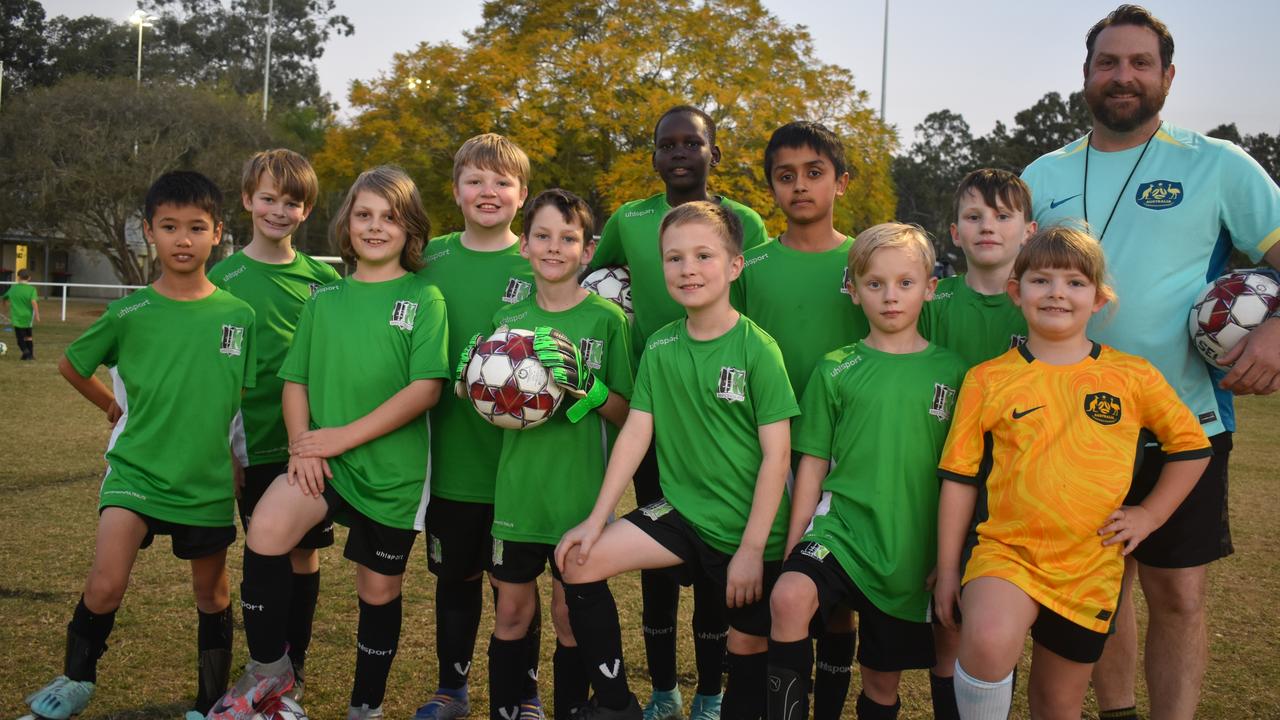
[797,541,830,561]
[840,266,852,295]
[929,383,957,422]
[580,337,604,370]
[492,538,504,566]
[219,325,245,356]
[1084,392,1122,425]
[308,282,321,297]
[639,499,674,521]
[502,278,532,304]
[1009,334,1027,349]
[716,367,747,402]
[1135,180,1183,210]
[390,300,418,331]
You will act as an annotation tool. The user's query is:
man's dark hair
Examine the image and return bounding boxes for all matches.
[653,105,717,147]
[1085,4,1174,71]
[763,121,848,184]
[144,171,223,224]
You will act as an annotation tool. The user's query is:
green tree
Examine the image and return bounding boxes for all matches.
[0,0,50,99]
[315,0,896,237]
[891,110,975,258]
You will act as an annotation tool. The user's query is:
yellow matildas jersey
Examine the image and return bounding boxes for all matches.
[938,342,1211,632]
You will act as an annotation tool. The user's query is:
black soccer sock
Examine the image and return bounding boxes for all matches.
[813,631,854,720]
[723,651,768,720]
[351,595,402,710]
[767,639,812,720]
[929,672,959,720]
[65,596,114,682]
[488,634,526,720]
[523,593,542,699]
[553,642,589,719]
[240,549,292,662]
[639,569,680,692]
[692,575,728,696]
[287,570,320,672]
[436,577,483,690]
[194,607,234,713]
[563,580,631,710]
[1098,707,1139,720]
[855,691,900,720]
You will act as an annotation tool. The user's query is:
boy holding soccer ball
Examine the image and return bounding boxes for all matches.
[462,188,633,719]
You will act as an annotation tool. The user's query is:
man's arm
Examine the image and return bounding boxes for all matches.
[1218,243,1280,395]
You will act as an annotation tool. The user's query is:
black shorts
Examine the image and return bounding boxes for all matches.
[632,441,662,505]
[237,462,335,549]
[624,499,781,637]
[490,537,563,584]
[321,484,417,576]
[101,506,235,560]
[1125,432,1231,568]
[1030,605,1109,665]
[424,496,494,581]
[786,542,936,672]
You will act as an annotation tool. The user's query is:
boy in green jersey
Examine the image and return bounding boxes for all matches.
[590,105,769,718]
[468,189,634,719]
[732,121,868,720]
[918,169,1037,367]
[765,224,967,720]
[210,149,341,699]
[414,134,542,719]
[22,172,257,720]
[556,202,798,720]
[3,267,40,360]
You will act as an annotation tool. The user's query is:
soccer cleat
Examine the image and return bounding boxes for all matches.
[411,686,470,719]
[285,659,305,703]
[687,693,720,720]
[642,688,683,720]
[348,704,384,720]
[518,696,545,719]
[206,653,294,720]
[576,697,643,720]
[23,676,94,720]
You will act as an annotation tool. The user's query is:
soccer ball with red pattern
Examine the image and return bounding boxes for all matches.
[581,265,632,318]
[251,696,309,720]
[1189,270,1280,363]
[464,327,565,430]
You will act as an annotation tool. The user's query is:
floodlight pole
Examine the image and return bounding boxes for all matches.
[262,0,274,122]
[880,0,889,120]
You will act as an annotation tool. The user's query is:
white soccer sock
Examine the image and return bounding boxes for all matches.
[953,660,1013,720]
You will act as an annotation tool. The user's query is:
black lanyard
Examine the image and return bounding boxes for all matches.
[1083,124,1159,243]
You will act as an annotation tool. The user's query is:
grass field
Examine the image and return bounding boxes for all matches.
[1,299,1277,719]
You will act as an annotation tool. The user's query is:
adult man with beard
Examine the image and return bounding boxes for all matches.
[1021,5,1280,719]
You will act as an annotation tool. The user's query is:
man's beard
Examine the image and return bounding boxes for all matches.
[1086,80,1167,133]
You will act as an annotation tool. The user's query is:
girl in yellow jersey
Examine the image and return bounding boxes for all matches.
[933,226,1211,719]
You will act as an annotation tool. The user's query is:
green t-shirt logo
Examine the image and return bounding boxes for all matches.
[1009,334,1028,349]
[502,278,532,304]
[220,324,245,356]
[840,266,852,295]
[390,300,418,331]
[929,382,957,423]
[716,366,747,403]
[580,337,604,370]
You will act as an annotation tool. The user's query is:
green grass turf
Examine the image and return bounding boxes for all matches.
[1,300,1276,718]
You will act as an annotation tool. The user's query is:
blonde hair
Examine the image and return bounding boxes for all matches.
[240,149,319,209]
[659,201,743,255]
[848,222,936,279]
[331,166,431,272]
[1013,225,1117,304]
[452,133,531,187]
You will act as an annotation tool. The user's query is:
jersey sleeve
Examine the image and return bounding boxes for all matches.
[590,210,626,269]
[749,336,799,426]
[409,294,451,381]
[278,296,315,384]
[1136,362,1213,460]
[938,368,986,484]
[1219,144,1280,261]
[602,311,635,400]
[791,364,835,460]
[630,350,653,414]
[65,308,118,376]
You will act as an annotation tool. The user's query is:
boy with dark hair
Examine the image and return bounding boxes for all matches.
[589,105,769,720]
[210,148,340,701]
[766,223,966,720]
[414,133,542,719]
[3,267,40,360]
[21,171,256,720]
[558,201,797,720]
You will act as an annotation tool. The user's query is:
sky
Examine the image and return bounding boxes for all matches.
[41,0,1280,144]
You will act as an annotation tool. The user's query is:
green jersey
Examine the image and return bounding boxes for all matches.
[731,237,868,394]
[794,341,967,622]
[3,282,38,328]
[919,275,1027,369]
[490,294,635,544]
[591,193,769,351]
[65,287,257,527]
[210,251,341,465]
[279,274,449,530]
[418,232,535,503]
[631,315,798,559]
